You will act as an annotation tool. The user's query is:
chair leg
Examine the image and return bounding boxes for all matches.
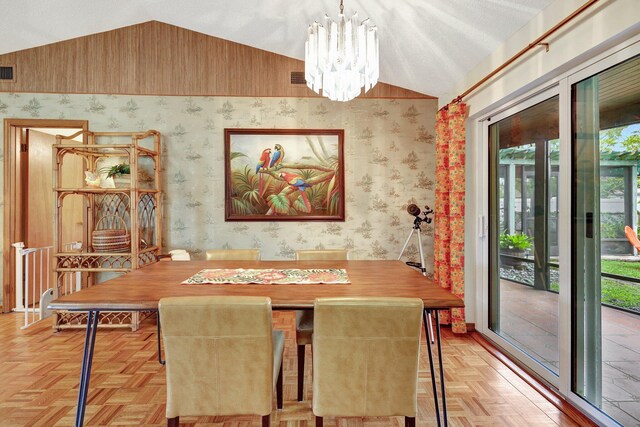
[297,344,305,401]
[262,414,270,427]
[276,360,283,410]
[315,416,323,427]
[157,312,165,365]
[405,416,416,427]
[167,416,179,427]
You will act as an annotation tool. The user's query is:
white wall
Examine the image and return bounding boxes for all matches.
[455,0,640,324]
[443,0,640,113]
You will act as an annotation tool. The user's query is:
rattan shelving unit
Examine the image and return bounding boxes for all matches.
[52,130,162,331]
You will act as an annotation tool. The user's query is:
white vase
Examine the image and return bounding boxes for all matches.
[113,174,130,188]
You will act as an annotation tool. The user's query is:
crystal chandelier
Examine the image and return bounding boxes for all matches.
[304,0,379,102]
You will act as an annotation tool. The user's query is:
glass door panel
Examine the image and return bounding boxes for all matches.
[489,95,560,375]
[572,54,640,426]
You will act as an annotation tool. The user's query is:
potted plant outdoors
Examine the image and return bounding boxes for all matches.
[100,163,130,188]
[499,232,532,270]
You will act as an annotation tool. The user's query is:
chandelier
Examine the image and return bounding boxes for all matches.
[304,0,379,102]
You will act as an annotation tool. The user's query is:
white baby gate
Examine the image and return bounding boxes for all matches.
[12,242,82,329]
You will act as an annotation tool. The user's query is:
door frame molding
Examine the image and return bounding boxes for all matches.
[2,118,88,313]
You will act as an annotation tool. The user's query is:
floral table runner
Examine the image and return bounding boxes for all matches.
[182,268,350,285]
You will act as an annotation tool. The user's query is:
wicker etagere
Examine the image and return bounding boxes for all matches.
[52,130,163,331]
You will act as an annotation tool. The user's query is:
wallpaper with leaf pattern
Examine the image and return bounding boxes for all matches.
[0,93,437,298]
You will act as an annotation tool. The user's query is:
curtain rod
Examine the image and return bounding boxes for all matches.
[452,0,601,104]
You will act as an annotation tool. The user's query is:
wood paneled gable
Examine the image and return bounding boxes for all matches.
[0,21,433,99]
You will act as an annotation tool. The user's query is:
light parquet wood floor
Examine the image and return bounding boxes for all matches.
[0,311,583,426]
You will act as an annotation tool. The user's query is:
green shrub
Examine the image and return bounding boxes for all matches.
[600,213,625,239]
[499,233,532,251]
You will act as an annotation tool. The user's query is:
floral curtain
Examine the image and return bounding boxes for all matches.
[434,102,467,333]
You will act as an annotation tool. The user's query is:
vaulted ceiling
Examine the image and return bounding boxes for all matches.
[0,0,555,98]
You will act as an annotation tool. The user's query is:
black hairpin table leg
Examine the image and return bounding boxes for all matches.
[75,310,100,427]
[434,310,448,427]
[156,311,165,365]
[424,309,442,427]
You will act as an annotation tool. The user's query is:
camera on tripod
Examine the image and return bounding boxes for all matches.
[406,204,434,229]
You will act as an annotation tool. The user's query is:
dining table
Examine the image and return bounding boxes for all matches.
[49,259,464,427]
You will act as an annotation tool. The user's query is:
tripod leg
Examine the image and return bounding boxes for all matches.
[416,228,434,342]
[416,227,427,276]
[398,228,416,260]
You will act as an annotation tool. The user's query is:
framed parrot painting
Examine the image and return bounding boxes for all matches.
[224,128,345,221]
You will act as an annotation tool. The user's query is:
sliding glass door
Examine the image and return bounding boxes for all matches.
[572,54,640,426]
[488,91,560,381]
[483,42,640,426]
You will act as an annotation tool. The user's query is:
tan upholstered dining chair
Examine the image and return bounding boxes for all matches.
[312,297,423,427]
[159,296,284,427]
[294,249,348,401]
[205,248,261,261]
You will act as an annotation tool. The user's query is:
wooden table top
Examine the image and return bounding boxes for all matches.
[48,260,464,311]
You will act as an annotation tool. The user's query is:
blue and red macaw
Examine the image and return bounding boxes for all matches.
[279,171,312,212]
[256,148,271,195]
[269,144,285,169]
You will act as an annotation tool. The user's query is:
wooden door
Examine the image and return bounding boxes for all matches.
[25,130,54,251]
[23,130,84,307]
[24,130,53,308]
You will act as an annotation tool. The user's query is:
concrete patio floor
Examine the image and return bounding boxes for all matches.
[498,279,640,426]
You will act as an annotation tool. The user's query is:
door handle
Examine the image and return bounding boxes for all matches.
[586,212,593,238]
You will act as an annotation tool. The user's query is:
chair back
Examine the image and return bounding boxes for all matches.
[159,296,274,418]
[168,249,191,261]
[625,226,640,251]
[205,249,261,261]
[296,249,349,261]
[312,297,423,417]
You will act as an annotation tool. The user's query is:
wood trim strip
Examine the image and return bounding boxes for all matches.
[3,121,17,313]
[470,331,598,427]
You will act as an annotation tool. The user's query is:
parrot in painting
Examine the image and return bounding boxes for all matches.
[269,144,285,169]
[279,171,312,212]
[256,148,271,173]
[256,148,271,195]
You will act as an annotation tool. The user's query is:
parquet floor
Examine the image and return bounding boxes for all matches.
[0,311,584,426]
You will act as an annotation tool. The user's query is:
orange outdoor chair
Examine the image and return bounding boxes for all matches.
[624,226,640,251]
